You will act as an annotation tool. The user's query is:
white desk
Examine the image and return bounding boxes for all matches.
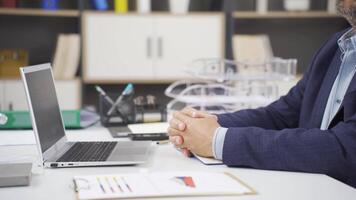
[0,127,355,200]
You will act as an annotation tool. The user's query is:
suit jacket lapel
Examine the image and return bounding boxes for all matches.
[311,49,342,128]
[328,68,356,128]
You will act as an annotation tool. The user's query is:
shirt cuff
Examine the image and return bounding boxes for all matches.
[212,127,228,160]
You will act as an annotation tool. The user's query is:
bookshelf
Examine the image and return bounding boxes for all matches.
[0,8,341,19]
[0,1,81,110]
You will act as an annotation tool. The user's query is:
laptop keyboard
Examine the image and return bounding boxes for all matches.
[57,142,117,162]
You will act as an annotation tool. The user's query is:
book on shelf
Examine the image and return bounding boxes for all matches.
[284,0,311,11]
[53,34,67,79]
[233,34,273,64]
[1,0,17,8]
[256,0,268,13]
[41,0,59,10]
[136,0,151,13]
[327,0,337,13]
[0,49,28,78]
[114,0,128,13]
[52,34,80,80]
[17,0,39,8]
[91,0,109,11]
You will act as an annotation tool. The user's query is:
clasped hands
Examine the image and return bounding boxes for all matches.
[167,107,220,158]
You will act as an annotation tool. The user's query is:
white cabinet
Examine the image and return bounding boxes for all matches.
[0,79,82,111]
[83,13,224,83]
[84,15,154,81]
[2,80,28,111]
[153,15,224,79]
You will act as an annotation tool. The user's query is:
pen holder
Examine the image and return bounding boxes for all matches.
[135,104,167,123]
[98,93,136,127]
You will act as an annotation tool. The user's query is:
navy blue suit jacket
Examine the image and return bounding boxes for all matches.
[217,28,356,188]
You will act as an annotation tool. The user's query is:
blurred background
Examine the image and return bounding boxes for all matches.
[0,0,349,112]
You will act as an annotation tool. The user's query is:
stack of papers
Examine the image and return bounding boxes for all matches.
[128,122,168,134]
[194,154,223,165]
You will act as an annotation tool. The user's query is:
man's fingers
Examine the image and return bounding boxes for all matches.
[181,107,208,118]
[168,118,186,131]
[172,111,191,124]
[169,135,184,146]
[181,107,200,118]
[170,136,189,150]
[181,107,218,120]
[167,127,185,137]
[182,148,192,157]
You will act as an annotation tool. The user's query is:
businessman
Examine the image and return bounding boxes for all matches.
[168,0,356,188]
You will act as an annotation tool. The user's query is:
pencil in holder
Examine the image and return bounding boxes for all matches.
[98,93,136,127]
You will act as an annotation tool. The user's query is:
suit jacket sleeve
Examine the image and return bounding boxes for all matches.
[222,121,355,184]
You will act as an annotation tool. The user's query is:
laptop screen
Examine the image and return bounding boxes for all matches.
[24,67,65,153]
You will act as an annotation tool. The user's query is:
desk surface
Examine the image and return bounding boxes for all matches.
[0,127,355,200]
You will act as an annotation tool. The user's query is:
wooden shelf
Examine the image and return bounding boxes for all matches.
[0,8,79,17]
[82,11,223,16]
[0,9,338,19]
[234,11,341,19]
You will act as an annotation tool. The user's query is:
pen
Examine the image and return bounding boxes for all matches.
[95,85,115,105]
[97,177,106,193]
[73,179,79,193]
[156,140,169,145]
[105,177,115,193]
[107,83,134,116]
[121,177,132,192]
[113,177,124,193]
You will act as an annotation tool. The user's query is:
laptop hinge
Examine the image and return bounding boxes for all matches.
[43,137,71,162]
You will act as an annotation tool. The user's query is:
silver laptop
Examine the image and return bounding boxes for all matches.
[20,63,151,168]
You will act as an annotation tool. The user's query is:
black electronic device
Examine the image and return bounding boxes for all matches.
[130,133,169,141]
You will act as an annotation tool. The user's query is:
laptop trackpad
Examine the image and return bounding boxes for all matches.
[107,141,150,162]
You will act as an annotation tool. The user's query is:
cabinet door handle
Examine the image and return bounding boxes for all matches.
[147,37,152,58]
[8,102,13,111]
[158,37,163,58]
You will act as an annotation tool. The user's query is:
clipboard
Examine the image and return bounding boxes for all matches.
[73,171,257,199]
